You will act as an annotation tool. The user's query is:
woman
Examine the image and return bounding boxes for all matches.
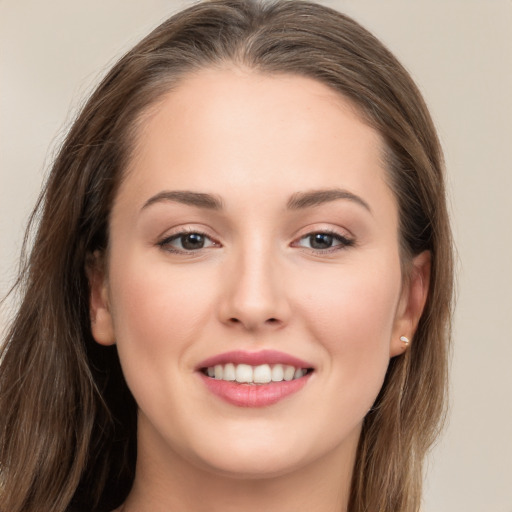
[0,1,454,511]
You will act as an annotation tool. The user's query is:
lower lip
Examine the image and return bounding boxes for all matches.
[199,373,312,407]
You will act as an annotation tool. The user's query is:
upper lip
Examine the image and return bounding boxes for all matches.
[196,350,314,370]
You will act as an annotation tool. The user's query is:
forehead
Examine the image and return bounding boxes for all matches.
[117,67,395,218]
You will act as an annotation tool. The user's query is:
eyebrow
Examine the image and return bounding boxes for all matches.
[141,188,371,213]
[286,188,372,213]
[142,190,224,211]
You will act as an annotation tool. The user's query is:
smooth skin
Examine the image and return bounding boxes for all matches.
[89,68,430,512]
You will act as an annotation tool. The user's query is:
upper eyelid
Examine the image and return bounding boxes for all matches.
[293,231,354,249]
[159,230,218,245]
[298,228,351,239]
[292,224,354,241]
[158,225,217,240]
[157,225,353,241]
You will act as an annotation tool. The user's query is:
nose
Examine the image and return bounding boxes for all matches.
[217,245,291,332]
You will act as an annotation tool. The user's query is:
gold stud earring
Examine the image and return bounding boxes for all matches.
[400,335,410,345]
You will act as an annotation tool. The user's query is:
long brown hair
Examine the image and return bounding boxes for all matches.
[0,1,454,511]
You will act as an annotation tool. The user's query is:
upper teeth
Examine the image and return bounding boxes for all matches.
[206,363,307,384]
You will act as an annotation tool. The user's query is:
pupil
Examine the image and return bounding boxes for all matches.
[311,233,333,249]
[182,233,204,250]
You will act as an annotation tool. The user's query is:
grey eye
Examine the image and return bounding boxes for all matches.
[295,232,353,252]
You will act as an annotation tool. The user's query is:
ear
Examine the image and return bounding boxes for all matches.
[86,250,116,346]
[390,251,431,357]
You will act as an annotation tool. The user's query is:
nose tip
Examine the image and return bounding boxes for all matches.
[218,258,290,332]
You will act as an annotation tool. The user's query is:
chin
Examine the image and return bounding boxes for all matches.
[180,417,358,481]
[194,448,309,480]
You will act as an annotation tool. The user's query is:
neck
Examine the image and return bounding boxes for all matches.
[122,418,360,512]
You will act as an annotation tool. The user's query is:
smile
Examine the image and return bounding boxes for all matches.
[197,350,314,407]
[203,363,311,384]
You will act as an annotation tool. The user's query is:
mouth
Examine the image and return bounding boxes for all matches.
[196,350,314,407]
[200,363,313,384]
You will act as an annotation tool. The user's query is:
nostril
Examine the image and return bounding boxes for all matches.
[225,316,283,329]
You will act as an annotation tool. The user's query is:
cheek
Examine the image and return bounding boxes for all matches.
[110,251,216,334]
[299,259,400,341]
[296,259,401,405]
[106,256,215,402]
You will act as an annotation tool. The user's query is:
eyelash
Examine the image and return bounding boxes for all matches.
[157,228,354,255]
[157,228,217,254]
[293,230,355,254]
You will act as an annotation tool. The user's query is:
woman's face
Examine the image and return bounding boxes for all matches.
[90,68,427,478]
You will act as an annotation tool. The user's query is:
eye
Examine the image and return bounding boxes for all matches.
[295,231,354,253]
[158,230,218,253]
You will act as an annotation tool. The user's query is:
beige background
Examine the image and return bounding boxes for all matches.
[1,1,511,510]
